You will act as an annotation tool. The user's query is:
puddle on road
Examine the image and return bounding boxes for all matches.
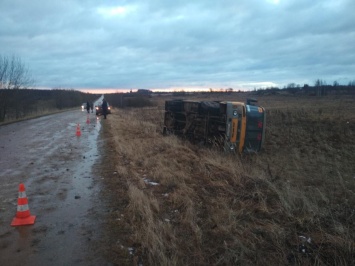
[29,118,103,265]
[71,119,102,203]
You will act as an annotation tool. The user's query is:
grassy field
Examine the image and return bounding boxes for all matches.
[98,93,355,265]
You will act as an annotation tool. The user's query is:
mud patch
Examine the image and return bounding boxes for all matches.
[56,188,68,201]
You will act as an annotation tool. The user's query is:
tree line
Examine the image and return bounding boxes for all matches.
[104,90,154,108]
[0,88,99,123]
[0,55,99,123]
[255,79,355,96]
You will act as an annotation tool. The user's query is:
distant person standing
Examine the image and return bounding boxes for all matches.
[86,101,90,113]
[90,102,94,113]
[102,99,108,119]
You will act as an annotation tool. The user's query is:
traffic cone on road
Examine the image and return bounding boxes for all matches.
[86,114,90,124]
[76,123,81,137]
[11,183,36,226]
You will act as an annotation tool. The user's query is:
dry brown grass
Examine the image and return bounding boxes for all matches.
[100,94,355,265]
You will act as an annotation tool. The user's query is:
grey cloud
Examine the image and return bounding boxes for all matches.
[0,0,354,90]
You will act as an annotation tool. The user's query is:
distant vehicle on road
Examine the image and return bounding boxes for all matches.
[95,102,111,116]
[81,103,86,111]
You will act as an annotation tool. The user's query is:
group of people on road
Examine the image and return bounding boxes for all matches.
[86,98,108,119]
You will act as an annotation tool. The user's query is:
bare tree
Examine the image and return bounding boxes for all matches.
[314,79,327,96]
[333,80,339,87]
[0,56,9,89]
[0,55,33,89]
[0,55,34,121]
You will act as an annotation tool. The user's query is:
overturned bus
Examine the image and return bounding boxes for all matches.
[163,99,266,153]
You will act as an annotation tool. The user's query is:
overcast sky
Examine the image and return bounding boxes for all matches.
[1,0,354,92]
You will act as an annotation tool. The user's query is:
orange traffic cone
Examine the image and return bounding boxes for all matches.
[11,183,36,226]
[76,123,81,137]
[86,115,90,124]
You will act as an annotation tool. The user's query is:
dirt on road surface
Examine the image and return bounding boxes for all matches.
[0,109,115,266]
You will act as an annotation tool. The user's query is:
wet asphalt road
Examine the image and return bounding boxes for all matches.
[0,108,107,266]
